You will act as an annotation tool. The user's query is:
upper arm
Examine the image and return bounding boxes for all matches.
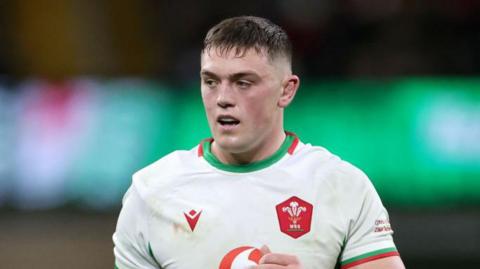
[113,186,160,269]
[338,166,401,269]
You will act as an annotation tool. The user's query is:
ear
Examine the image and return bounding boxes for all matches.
[278,75,300,108]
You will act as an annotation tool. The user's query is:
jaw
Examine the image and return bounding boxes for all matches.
[212,127,246,154]
[210,118,287,165]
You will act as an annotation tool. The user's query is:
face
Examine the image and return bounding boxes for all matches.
[200,47,298,157]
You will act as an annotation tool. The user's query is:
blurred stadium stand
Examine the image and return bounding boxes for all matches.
[0,0,479,268]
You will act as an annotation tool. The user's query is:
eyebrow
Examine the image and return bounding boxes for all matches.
[200,70,219,79]
[200,70,261,81]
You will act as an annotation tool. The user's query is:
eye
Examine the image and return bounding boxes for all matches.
[236,80,252,89]
[203,78,218,88]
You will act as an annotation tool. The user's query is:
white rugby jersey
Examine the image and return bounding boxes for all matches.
[113,133,399,269]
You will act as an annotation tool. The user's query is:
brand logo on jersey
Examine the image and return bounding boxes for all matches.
[184,209,202,231]
[276,196,313,239]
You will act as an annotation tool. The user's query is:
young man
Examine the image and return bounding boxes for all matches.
[113,16,405,269]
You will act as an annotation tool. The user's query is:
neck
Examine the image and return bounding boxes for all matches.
[212,130,287,165]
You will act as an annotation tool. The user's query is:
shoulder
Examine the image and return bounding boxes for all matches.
[134,148,199,179]
[131,146,205,197]
[291,142,372,189]
[293,142,382,219]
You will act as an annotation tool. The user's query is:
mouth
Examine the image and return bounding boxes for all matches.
[217,115,240,127]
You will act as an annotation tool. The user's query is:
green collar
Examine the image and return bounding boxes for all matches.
[199,133,299,173]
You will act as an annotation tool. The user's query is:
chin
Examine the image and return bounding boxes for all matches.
[214,134,247,154]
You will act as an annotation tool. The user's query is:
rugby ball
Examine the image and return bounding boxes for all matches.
[219,246,263,269]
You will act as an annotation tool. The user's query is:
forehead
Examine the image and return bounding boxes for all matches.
[201,47,276,75]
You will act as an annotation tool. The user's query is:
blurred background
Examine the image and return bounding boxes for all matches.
[0,0,479,268]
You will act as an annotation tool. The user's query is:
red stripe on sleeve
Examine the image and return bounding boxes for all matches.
[341,251,400,269]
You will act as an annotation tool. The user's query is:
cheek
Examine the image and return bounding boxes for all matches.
[201,88,209,103]
[245,94,278,124]
[201,92,215,120]
[201,90,214,108]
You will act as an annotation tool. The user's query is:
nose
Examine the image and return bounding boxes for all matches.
[217,83,235,109]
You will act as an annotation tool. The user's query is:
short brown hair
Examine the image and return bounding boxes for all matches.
[202,16,292,65]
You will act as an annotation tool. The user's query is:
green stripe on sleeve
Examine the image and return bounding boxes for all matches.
[341,247,397,265]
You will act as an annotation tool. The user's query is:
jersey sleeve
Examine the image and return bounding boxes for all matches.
[339,167,399,269]
[113,185,160,269]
